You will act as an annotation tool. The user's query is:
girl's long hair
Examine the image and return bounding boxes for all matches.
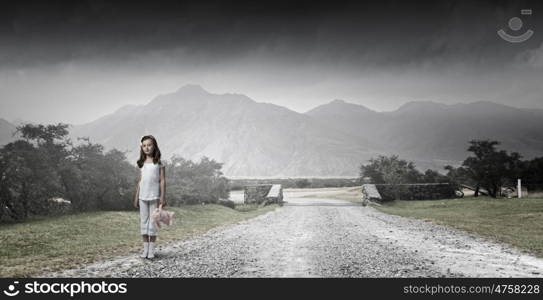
[137,135,162,168]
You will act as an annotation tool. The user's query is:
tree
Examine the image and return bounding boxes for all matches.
[519,157,543,188]
[359,155,422,185]
[461,140,522,198]
[422,169,449,183]
[443,164,471,192]
[61,137,137,211]
[0,123,74,221]
[166,155,229,205]
[14,123,70,146]
[0,140,62,221]
[1,123,139,222]
[359,155,424,200]
[14,123,71,167]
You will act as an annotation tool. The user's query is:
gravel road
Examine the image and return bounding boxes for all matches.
[43,191,543,278]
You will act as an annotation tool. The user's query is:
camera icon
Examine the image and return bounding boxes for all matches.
[498,9,534,43]
[3,281,20,297]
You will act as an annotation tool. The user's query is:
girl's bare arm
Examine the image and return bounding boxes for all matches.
[134,173,141,208]
[159,166,166,207]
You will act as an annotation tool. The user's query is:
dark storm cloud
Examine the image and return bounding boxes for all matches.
[2,0,541,69]
[2,0,543,125]
[1,0,330,66]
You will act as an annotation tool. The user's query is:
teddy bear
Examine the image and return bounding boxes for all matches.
[151,207,175,228]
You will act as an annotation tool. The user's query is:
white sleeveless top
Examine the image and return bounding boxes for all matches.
[139,162,165,201]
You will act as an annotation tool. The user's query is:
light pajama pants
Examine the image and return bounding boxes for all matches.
[139,199,159,236]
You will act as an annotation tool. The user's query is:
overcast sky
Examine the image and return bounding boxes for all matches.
[1,0,542,125]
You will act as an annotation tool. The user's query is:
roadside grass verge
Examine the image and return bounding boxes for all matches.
[0,204,278,277]
[374,197,543,258]
[233,203,263,212]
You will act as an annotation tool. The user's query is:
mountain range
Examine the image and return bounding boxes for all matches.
[2,84,543,177]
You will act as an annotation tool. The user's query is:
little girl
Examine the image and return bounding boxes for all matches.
[133,135,166,259]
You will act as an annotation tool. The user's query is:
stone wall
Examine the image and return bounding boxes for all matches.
[244,185,271,204]
[244,184,283,205]
[374,183,456,201]
[361,184,382,204]
[265,184,284,203]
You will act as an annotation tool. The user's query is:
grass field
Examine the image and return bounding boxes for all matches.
[375,197,543,258]
[298,186,543,258]
[0,204,278,277]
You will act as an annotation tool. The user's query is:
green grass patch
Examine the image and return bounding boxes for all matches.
[233,203,262,212]
[374,197,543,258]
[0,204,278,277]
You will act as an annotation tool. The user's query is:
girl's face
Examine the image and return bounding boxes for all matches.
[141,139,154,156]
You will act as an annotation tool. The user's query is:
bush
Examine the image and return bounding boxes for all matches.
[217,199,236,209]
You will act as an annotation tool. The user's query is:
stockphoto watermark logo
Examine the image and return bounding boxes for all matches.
[2,280,128,297]
[3,281,20,297]
[498,9,534,43]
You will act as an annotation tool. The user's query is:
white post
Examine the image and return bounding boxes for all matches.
[517,179,522,198]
